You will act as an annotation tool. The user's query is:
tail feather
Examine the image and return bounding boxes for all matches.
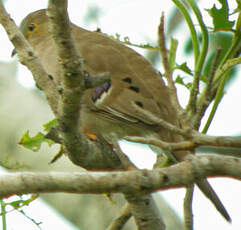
[197,179,231,222]
[150,146,231,222]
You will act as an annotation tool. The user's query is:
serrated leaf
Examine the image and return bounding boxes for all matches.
[19,130,55,152]
[206,0,234,31]
[175,76,192,89]
[6,195,38,210]
[175,62,193,75]
[43,119,58,132]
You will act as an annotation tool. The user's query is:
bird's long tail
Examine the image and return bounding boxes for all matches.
[150,145,231,222]
[196,179,231,222]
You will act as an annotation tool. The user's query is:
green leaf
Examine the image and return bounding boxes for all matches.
[175,75,192,89]
[43,119,58,132]
[206,0,235,31]
[175,62,193,75]
[19,130,54,152]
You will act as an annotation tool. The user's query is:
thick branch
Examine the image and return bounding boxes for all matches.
[46,1,123,170]
[124,194,165,230]
[0,155,240,198]
[47,4,166,228]
[47,1,85,163]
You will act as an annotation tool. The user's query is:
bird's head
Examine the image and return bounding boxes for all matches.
[12,9,48,56]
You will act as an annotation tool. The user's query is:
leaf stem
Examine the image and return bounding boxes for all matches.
[1,200,6,230]
[186,0,209,115]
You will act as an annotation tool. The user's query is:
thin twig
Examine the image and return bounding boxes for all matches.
[127,133,241,151]
[158,12,181,111]
[202,56,241,133]
[194,134,241,149]
[106,203,132,230]
[193,48,222,129]
[184,185,194,230]
[125,136,195,151]
[131,102,191,138]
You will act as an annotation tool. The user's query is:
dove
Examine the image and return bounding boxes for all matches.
[15,9,231,222]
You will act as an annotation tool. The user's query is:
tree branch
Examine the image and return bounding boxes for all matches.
[158,13,182,112]
[126,132,241,152]
[124,194,165,230]
[194,134,241,149]
[183,185,194,230]
[0,155,240,198]
[106,203,132,230]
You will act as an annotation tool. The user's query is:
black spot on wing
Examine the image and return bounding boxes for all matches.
[48,74,53,80]
[128,86,139,93]
[122,77,132,84]
[135,101,143,108]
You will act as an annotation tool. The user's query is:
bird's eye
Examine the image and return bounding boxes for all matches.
[28,23,37,32]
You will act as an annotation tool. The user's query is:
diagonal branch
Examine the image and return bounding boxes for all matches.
[106,203,132,230]
[0,0,59,115]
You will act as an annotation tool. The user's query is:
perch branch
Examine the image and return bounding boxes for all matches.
[0,155,240,198]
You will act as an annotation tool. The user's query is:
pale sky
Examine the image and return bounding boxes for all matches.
[0,0,240,230]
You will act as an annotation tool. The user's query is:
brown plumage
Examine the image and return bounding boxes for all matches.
[18,9,230,221]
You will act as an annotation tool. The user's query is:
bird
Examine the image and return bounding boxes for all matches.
[16,9,231,222]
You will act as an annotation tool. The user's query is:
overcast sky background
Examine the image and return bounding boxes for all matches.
[0,0,240,229]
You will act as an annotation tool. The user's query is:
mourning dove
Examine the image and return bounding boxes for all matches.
[16,9,230,222]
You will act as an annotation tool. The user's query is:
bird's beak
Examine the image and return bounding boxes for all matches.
[11,48,17,57]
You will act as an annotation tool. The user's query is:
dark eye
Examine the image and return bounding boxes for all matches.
[28,23,36,31]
